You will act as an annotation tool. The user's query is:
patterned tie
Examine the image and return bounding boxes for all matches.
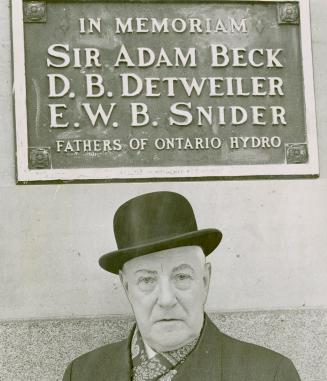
[131,327,198,381]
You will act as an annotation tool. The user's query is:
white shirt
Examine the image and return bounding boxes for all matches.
[143,339,157,359]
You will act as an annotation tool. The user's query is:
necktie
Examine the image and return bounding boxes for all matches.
[131,327,198,381]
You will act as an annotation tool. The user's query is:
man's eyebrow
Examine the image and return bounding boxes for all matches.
[172,264,194,273]
[134,269,158,275]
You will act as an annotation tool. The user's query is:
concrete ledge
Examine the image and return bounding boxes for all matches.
[0,309,326,381]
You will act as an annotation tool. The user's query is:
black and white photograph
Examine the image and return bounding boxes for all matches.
[0,0,326,380]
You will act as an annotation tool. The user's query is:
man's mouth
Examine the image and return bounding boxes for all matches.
[155,318,182,323]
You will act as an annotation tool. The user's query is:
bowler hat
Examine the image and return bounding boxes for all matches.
[99,191,222,274]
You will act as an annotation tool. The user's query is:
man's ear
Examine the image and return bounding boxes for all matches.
[119,269,128,294]
[203,262,211,303]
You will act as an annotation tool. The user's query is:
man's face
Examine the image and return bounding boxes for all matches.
[120,246,211,352]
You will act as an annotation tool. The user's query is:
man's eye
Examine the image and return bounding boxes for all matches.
[176,273,191,281]
[137,276,157,291]
[141,277,155,284]
[173,273,193,289]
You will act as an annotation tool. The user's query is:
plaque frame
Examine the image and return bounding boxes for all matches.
[12,0,319,182]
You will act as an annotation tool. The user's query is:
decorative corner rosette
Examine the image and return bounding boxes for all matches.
[23,1,47,23]
[286,143,308,164]
[29,148,51,169]
[278,3,300,24]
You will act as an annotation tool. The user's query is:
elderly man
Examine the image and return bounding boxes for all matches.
[63,191,301,381]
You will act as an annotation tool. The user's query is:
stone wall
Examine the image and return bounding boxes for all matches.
[1,310,326,381]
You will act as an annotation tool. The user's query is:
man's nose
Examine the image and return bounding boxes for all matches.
[157,277,177,308]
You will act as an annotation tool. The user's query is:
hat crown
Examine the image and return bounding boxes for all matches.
[114,192,198,250]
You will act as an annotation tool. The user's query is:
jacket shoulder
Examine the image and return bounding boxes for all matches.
[219,331,301,380]
[74,339,127,365]
[220,330,286,361]
[63,338,131,381]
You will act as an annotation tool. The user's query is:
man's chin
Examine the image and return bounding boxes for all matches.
[150,337,193,352]
[148,323,194,352]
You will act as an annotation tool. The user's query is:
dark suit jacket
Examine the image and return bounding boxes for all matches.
[63,316,301,380]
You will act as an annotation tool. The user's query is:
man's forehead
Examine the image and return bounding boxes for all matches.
[135,263,194,274]
[122,246,205,273]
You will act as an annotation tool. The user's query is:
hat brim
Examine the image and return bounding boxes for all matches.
[99,228,222,274]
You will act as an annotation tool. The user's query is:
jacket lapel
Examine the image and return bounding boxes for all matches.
[106,317,222,381]
[96,330,133,381]
[173,315,222,381]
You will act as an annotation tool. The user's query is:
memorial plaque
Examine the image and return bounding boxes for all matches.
[12,0,319,182]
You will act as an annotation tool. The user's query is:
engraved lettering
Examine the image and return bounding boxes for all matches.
[49,104,69,128]
[114,17,248,34]
[47,44,101,68]
[82,103,117,126]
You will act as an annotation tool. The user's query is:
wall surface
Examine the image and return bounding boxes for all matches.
[0,0,327,380]
[1,311,326,381]
[1,0,327,319]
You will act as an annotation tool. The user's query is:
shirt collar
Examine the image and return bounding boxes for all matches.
[143,339,157,359]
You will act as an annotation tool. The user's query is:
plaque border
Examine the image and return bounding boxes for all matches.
[12,0,319,182]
